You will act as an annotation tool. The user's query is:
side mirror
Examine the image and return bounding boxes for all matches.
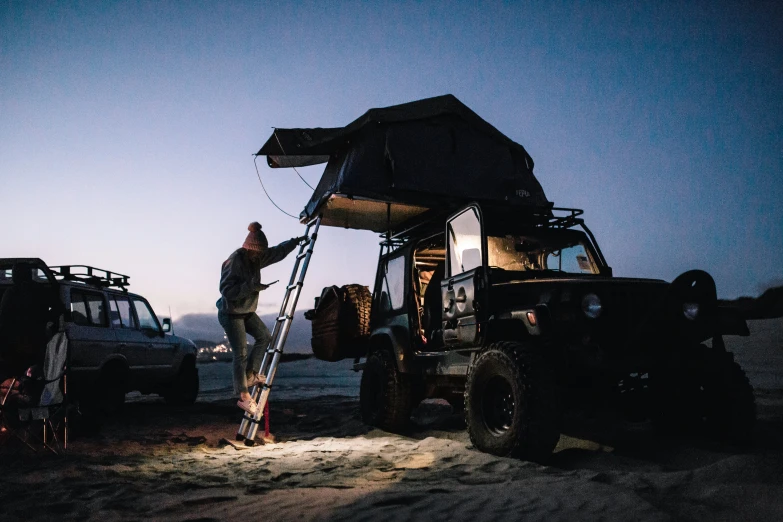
[162,318,172,333]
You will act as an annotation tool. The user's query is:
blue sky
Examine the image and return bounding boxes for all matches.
[1,1,781,320]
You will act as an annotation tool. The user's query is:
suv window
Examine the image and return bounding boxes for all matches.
[109,295,137,329]
[448,207,483,276]
[0,268,49,283]
[132,298,160,332]
[71,290,108,327]
[380,255,405,311]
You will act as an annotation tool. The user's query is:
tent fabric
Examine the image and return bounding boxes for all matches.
[256,94,550,229]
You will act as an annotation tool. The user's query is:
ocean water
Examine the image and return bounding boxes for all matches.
[197,358,361,402]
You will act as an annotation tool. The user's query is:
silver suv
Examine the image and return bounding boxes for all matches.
[0,258,198,412]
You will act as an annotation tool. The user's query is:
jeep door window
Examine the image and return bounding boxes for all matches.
[70,290,108,327]
[380,255,405,311]
[447,207,483,276]
[132,298,161,332]
[110,296,137,329]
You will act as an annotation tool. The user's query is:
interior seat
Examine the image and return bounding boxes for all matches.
[422,263,445,341]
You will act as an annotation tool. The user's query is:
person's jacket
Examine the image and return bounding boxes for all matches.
[216,239,299,315]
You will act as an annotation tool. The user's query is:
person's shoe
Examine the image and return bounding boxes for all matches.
[237,397,258,415]
[246,374,266,388]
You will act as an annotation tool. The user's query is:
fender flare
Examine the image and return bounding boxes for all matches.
[85,355,130,394]
[369,325,411,373]
[99,354,129,376]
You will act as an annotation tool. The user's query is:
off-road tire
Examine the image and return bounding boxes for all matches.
[464,342,560,462]
[360,350,413,432]
[82,363,126,416]
[164,358,199,407]
[341,284,372,338]
[652,344,756,444]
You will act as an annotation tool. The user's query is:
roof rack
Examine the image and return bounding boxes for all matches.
[387,203,586,242]
[545,207,584,229]
[49,265,130,290]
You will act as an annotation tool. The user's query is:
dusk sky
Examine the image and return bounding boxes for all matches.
[2,1,781,321]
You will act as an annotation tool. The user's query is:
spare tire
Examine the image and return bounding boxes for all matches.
[308,284,371,362]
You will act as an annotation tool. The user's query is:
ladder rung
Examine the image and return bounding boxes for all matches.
[296,252,308,259]
[276,315,293,322]
[286,283,301,290]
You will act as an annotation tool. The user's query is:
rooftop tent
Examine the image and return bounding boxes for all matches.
[256,94,549,233]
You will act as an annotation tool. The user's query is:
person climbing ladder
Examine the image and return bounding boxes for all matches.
[216,222,305,414]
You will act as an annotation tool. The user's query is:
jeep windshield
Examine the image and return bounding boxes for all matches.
[486,229,600,276]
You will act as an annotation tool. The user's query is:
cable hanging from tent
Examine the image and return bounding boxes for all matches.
[253,156,299,219]
[274,129,315,190]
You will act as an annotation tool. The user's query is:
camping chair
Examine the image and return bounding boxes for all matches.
[0,327,69,454]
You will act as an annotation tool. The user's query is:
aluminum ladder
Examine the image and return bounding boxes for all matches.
[236,216,321,446]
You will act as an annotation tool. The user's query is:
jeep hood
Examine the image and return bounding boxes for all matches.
[492,276,670,318]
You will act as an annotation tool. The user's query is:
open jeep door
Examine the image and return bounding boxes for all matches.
[441,204,487,349]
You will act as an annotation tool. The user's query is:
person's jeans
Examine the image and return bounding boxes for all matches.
[217,311,272,395]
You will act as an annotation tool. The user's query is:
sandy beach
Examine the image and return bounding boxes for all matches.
[2,318,782,521]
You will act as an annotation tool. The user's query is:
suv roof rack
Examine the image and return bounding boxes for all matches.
[546,207,584,229]
[386,203,587,243]
[49,265,130,290]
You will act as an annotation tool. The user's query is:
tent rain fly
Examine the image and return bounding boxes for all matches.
[256,94,549,233]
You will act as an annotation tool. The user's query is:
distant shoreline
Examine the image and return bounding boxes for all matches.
[197,352,313,364]
[720,285,783,320]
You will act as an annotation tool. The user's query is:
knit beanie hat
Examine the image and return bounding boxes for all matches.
[243,222,268,252]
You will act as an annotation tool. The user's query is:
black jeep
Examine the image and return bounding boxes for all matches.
[258,94,755,461]
[342,203,754,461]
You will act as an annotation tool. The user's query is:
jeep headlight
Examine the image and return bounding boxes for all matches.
[582,293,602,319]
[683,302,699,321]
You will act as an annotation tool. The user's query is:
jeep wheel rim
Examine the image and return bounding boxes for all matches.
[481,376,515,435]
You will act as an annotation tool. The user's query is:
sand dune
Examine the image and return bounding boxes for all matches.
[1,318,782,521]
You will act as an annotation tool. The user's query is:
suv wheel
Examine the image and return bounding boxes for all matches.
[360,350,413,432]
[164,358,199,406]
[82,363,127,416]
[465,342,560,462]
[652,344,755,444]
